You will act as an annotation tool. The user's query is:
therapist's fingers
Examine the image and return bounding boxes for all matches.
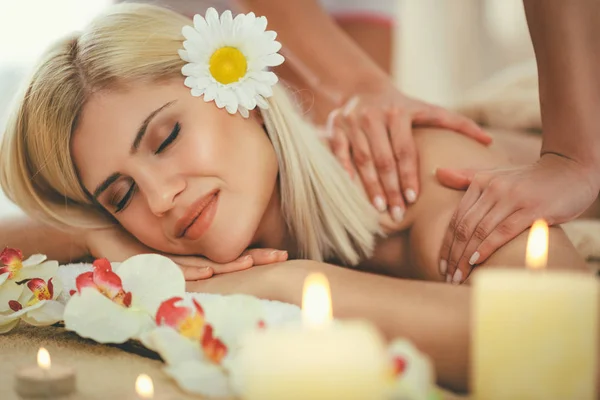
[361,109,405,221]
[445,192,498,284]
[344,112,387,213]
[328,109,354,178]
[451,202,516,284]
[472,209,533,268]
[389,109,419,209]
[413,105,493,146]
[439,184,482,277]
[435,167,477,190]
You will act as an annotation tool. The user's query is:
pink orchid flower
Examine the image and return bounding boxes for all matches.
[64,254,186,344]
[0,276,65,334]
[156,296,227,364]
[0,248,57,313]
[74,259,132,307]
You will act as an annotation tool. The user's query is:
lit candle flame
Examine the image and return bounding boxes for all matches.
[135,374,154,398]
[302,272,333,328]
[526,219,549,269]
[37,347,51,370]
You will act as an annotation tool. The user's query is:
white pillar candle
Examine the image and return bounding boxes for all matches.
[234,273,389,400]
[472,220,598,400]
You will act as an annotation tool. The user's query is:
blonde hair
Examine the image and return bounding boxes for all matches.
[0,3,380,265]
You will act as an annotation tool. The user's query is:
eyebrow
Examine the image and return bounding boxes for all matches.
[92,100,177,200]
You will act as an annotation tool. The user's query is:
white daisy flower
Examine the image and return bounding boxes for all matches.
[179,7,285,118]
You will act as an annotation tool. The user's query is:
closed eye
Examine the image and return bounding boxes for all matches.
[155,122,180,154]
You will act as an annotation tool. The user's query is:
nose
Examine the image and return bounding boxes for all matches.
[138,169,186,216]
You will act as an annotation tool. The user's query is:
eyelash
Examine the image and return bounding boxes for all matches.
[114,122,181,213]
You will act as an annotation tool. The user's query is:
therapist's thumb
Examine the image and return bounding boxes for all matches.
[435,167,476,190]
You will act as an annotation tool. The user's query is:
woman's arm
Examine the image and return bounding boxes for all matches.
[186,260,471,393]
[0,215,89,263]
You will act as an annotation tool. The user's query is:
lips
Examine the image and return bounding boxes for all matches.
[175,189,220,238]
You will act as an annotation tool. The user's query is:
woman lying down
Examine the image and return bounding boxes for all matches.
[0,3,597,393]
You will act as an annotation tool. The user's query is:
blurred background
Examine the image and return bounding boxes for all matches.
[0,0,535,216]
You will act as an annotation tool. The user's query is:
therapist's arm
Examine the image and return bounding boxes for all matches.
[523,0,600,181]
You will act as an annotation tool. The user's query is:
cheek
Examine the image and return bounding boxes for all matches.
[117,210,171,253]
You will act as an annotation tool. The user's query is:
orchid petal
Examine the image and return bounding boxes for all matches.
[0,273,8,286]
[164,360,233,398]
[64,288,151,343]
[21,300,65,326]
[17,260,59,282]
[116,254,186,316]
[93,265,125,299]
[0,318,20,334]
[0,280,25,312]
[75,271,96,292]
[141,326,202,365]
[22,254,47,267]
[0,248,23,265]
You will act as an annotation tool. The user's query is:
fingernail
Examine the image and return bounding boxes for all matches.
[241,255,252,262]
[452,269,463,285]
[391,206,404,222]
[469,251,480,266]
[404,189,417,204]
[373,196,387,212]
[439,259,447,275]
[201,266,211,272]
[446,274,452,283]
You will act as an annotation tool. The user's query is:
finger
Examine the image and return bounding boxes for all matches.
[439,184,482,278]
[449,198,510,285]
[180,265,214,281]
[345,113,387,212]
[360,111,404,220]
[210,254,254,274]
[242,248,288,265]
[435,167,477,190]
[473,209,533,267]
[389,109,418,209]
[328,109,354,178]
[445,188,495,284]
[414,106,493,145]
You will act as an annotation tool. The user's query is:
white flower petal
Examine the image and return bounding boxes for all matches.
[205,8,220,30]
[0,318,20,334]
[115,254,185,316]
[22,254,47,267]
[0,280,25,312]
[0,273,9,287]
[255,95,269,109]
[64,288,151,343]
[141,326,202,365]
[21,300,64,326]
[238,106,249,118]
[178,49,190,62]
[204,84,218,102]
[261,53,285,67]
[18,260,59,281]
[165,360,233,398]
[191,88,205,97]
[255,16,268,32]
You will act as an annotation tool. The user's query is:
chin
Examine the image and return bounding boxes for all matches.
[202,226,256,264]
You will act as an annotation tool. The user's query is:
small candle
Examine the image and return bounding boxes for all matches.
[15,347,76,398]
[234,273,389,400]
[473,220,598,400]
[135,374,154,399]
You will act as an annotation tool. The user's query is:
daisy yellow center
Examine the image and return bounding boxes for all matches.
[209,47,247,85]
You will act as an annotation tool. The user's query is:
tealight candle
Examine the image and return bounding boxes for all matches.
[135,374,154,399]
[473,220,598,400]
[234,273,389,400]
[15,347,76,398]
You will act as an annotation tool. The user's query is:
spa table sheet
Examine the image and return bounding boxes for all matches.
[0,323,465,400]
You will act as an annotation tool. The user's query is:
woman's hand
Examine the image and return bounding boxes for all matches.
[435,153,600,284]
[84,224,287,281]
[326,79,491,222]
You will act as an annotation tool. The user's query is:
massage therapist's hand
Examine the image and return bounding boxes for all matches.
[436,153,599,284]
[327,78,491,221]
[84,224,287,281]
